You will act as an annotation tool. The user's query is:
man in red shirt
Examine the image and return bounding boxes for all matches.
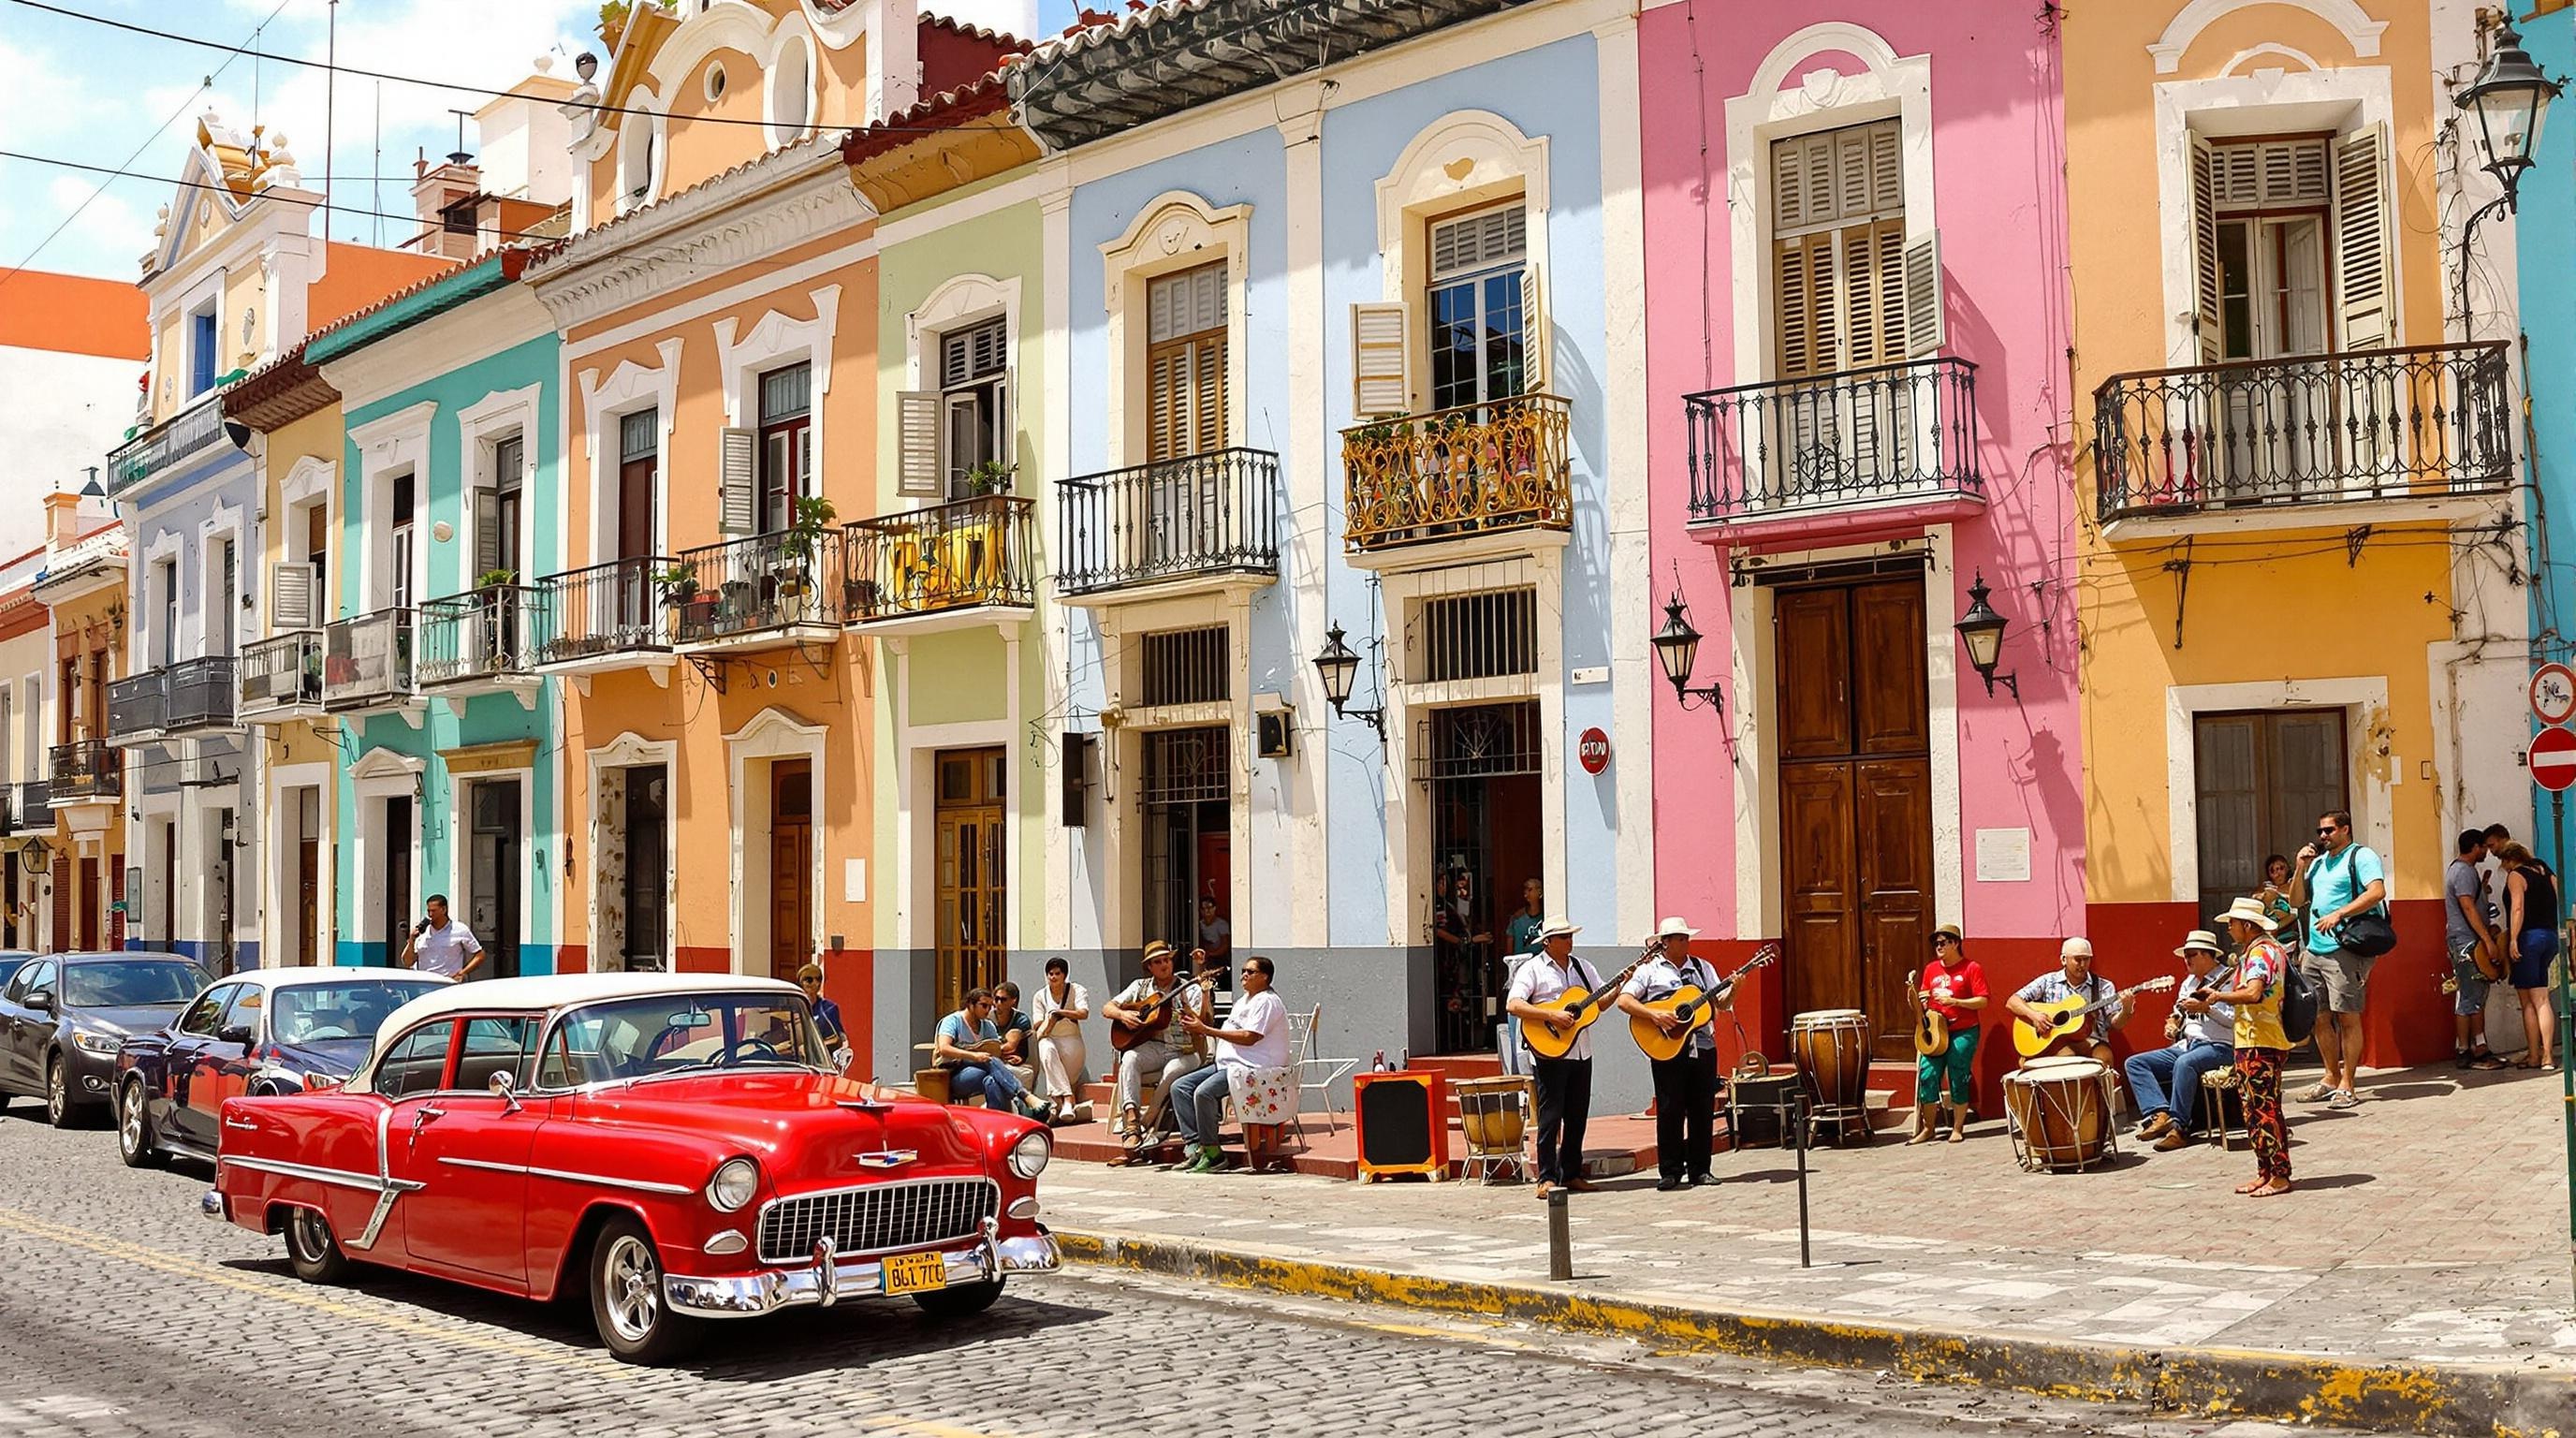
[1910,924,1989,1144]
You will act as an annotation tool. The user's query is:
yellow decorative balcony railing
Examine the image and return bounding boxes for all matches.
[1341,394,1573,553]
[844,494,1038,624]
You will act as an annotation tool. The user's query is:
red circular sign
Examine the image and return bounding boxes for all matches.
[1578,727,1610,775]
[2534,726,2576,793]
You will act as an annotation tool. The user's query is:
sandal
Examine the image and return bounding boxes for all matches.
[2249,1180,2293,1197]
[2234,1180,2264,1195]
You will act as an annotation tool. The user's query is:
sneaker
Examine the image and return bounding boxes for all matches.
[2294,1082,2334,1103]
[2327,1088,2359,1109]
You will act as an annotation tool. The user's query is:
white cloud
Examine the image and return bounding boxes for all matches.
[42,175,155,278]
[0,37,112,152]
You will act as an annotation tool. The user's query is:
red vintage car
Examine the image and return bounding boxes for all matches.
[202,973,1060,1362]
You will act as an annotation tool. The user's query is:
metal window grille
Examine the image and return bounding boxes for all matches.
[1139,726,1230,807]
[759,363,812,424]
[620,409,658,462]
[1417,589,1536,683]
[1412,701,1543,785]
[1137,626,1229,708]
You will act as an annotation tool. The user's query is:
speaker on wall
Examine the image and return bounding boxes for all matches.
[1354,1070,1449,1180]
[1061,732,1092,828]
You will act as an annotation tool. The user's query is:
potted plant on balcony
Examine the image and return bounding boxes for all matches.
[656,564,713,642]
[964,459,1017,497]
[776,495,837,620]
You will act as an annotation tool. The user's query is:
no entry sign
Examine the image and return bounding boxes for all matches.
[2533,725,2576,793]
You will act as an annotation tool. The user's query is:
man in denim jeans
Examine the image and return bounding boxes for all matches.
[2124,931,2233,1150]
[2447,829,2506,1069]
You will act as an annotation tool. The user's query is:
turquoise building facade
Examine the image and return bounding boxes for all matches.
[309,253,564,974]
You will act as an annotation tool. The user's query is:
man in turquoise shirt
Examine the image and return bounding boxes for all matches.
[2289,808,2386,1108]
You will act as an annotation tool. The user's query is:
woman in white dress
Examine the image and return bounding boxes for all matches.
[1031,956,1092,1113]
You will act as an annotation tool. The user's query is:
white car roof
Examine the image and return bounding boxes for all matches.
[353,972,806,1088]
[218,965,449,995]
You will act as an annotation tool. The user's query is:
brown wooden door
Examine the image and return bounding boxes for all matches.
[935,749,1006,1008]
[1776,579,1933,1059]
[77,858,98,951]
[768,760,812,981]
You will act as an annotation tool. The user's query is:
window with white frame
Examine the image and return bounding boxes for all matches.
[2188,129,2391,362]
[274,499,325,632]
[938,317,1008,500]
[188,303,220,398]
[388,470,417,611]
[1426,202,1531,413]
[212,536,236,656]
[1147,263,1226,461]
[755,363,811,535]
[154,558,180,667]
[615,410,658,564]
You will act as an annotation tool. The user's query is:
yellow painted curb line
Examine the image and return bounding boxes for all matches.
[1056,1228,2569,1438]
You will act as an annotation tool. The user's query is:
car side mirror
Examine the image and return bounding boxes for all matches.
[25,992,52,1015]
[216,1024,253,1046]
[488,1069,521,1115]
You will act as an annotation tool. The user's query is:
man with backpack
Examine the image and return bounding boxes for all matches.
[2288,809,2391,1108]
[2207,896,2301,1197]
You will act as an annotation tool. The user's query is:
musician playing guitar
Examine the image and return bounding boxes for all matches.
[1103,941,1212,1160]
[1504,917,1601,1200]
[2002,936,2133,1071]
[1910,925,1989,1146]
[1612,917,1725,1191]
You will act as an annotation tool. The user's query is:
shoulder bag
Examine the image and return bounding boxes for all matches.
[2331,845,2398,958]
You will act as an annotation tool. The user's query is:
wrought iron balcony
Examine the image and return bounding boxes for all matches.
[845,495,1038,627]
[107,393,228,493]
[166,656,236,732]
[669,530,850,651]
[2093,341,2513,526]
[321,608,417,712]
[0,779,50,836]
[1341,394,1572,554]
[49,739,119,803]
[239,630,324,720]
[417,586,543,691]
[532,556,675,670]
[1058,448,1280,598]
[1686,357,1983,524]
[105,670,167,745]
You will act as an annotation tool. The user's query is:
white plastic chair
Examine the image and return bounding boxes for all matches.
[1289,1005,1357,1127]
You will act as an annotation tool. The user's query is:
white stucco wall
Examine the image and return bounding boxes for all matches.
[0,344,137,558]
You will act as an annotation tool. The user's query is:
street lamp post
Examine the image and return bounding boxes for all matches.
[1649,593,1726,715]
[1311,622,1385,741]
[1953,571,2018,699]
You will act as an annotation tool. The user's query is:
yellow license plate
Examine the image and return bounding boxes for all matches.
[880,1250,947,1296]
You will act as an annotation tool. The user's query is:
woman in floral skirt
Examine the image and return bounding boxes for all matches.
[2205,896,2292,1196]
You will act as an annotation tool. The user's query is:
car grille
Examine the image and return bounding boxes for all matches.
[757,1178,999,1266]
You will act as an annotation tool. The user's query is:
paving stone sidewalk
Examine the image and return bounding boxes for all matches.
[1042,1060,2576,1372]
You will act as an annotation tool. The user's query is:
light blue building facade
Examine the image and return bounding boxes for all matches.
[310,254,564,976]
[1017,0,1657,1102]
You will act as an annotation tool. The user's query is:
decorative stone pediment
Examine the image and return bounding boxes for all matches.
[529,153,871,330]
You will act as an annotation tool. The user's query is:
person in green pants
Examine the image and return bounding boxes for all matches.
[1910,925,1988,1144]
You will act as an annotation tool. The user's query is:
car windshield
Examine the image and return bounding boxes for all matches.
[273,978,447,1043]
[66,960,210,1008]
[540,992,828,1088]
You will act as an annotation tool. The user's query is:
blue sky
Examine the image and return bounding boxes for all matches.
[1,0,1081,283]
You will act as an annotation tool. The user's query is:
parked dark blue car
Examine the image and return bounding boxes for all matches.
[113,966,446,1165]
[0,952,208,1126]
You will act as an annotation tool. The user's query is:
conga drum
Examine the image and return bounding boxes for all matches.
[1452,1075,1531,1183]
[1790,1009,1871,1145]
[2003,1056,2116,1171]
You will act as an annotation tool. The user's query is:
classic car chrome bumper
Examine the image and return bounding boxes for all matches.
[662,1222,1061,1318]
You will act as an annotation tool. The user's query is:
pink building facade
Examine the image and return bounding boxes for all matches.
[1638,5,2080,1099]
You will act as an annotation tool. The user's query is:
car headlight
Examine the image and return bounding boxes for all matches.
[1008,1129,1051,1180]
[706,1156,759,1212]
[70,1032,121,1057]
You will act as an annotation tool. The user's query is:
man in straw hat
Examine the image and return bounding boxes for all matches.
[1505,916,1602,1199]
[2121,930,2234,1152]
[1103,940,1213,1160]
[2203,896,2293,1196]
[1614,917,1726,1189]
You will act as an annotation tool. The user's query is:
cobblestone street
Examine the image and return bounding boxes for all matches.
[0,1107,2371,1438]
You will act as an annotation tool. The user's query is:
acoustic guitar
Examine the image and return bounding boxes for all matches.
[1628,944,1780,1063]
[1520,943,1659,1062]
[1108,979,1203,1052]
[1907,969,1950,1059]
[2011,976,2176,1060]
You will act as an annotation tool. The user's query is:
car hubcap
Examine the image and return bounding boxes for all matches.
[121,1091,141,1152]
[604,1236,659,1342]
[291,1211,328,1261]
[47,1066,63,1121]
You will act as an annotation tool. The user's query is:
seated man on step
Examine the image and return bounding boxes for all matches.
[934,987,1053,1123]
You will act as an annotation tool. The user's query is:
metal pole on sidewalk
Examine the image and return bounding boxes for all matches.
[1793,1089,1812,1269]
[1545,1186,1572,1282]
[2556,791,2575,1312]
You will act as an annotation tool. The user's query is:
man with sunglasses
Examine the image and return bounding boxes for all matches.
[2289,809,2387,1108]
[1910,925,1987,1144]
[795,962,851,1071]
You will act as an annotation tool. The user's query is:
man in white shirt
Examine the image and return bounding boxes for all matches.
[1102,941,1208,1158]
[399,895,485,980]
[1613,917,1726,1190]
[1169,955,1287,1173]
[1506,917,1600,1199]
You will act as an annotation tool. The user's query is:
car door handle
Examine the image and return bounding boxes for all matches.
[222,1117,257,1133]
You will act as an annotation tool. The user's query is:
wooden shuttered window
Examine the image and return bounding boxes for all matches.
[1146,261,1226,462]
[1770,120,1912,379]
[271,565,312,630]
[2191,133,2223,363]
[717,429,757,536]
[2333,123,2394,352]
[1352,301,1409,417]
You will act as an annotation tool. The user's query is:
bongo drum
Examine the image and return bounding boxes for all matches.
[1453,1075,1531,1184]
[1790,1009,1871,1144]
[2003,1056,2116,1171]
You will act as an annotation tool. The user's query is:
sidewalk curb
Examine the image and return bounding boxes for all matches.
[1054,1229,2572,1437]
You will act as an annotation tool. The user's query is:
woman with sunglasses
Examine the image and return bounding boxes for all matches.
[796,962,851,1071]
[1910,926,1986,1145]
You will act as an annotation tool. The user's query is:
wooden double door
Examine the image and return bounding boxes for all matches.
[1777,579,1934,1061]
